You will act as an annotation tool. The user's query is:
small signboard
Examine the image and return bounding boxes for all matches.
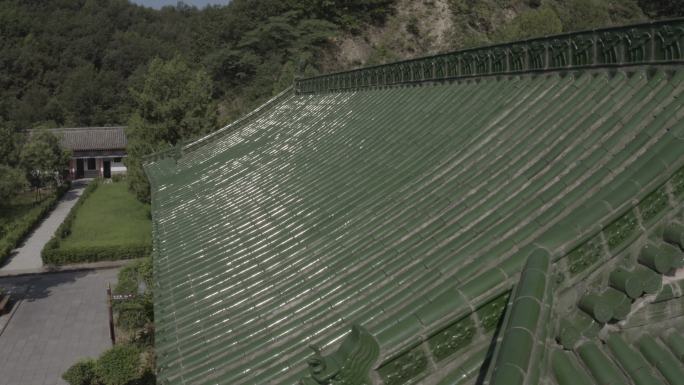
[112,293,136,301]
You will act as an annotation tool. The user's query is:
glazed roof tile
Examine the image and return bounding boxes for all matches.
[145,20,684,385]
[485,219,684,385]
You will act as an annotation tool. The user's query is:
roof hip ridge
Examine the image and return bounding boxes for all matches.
[296,18,684,94]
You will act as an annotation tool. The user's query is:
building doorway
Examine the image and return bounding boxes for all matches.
[76,159,85,179]
[103,160,111,178]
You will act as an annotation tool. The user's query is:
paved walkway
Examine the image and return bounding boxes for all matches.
[1,181,89,273]
[0,269,118,385]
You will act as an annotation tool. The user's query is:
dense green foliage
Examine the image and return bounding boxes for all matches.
[638,0,684,18]
[0,125,67,210]
[126,57,217,201]
[114,258,154,343]
[0,165,26,204]
[19,130,70,190]
[0,109,69,243]
[0,124,23,166]
[42,180,151,265]
[93,345,144,385]
[0,0,395,132]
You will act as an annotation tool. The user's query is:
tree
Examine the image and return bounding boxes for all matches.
[638,0,684,17]
[126,57,217,202]
[0,122,23,167]
[19,130,70,193]
[0,165,27,206]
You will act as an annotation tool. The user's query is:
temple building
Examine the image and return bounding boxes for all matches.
[145,20,684,385]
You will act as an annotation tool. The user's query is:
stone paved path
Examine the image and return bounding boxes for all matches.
[1,181,89,273]
[0,269,118,385]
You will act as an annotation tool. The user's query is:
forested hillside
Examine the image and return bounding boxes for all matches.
[0,0,393,131]
[0,0,681,132]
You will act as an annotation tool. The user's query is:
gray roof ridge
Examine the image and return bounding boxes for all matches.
[47,126,126,131]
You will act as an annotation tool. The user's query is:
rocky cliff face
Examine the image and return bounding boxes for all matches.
[322,0,649,73]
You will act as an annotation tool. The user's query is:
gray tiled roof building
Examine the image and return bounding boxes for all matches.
[48,126,127,179]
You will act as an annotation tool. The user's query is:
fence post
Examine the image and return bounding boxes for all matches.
[107,283,115,345]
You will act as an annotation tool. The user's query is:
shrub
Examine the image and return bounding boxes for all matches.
[115,258,153,295]
[555,0,611,32]
[114,257,152,294]
[136,258,153,286]
[111,174,126,183]
[0,165,27,204]
[493,5,563,42]
[639,0,684,17]
[406,15,420,36]
[114,259,154,336]
[115,264,140,295]
[94,345,141,385]
[63,359,97,385]
[116,300,152,332]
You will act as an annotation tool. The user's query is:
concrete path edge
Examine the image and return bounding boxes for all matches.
[0,294,22,337]
[0,258,140,278]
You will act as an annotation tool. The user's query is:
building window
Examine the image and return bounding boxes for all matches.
[113,157,122,162]
[87,158,96,170]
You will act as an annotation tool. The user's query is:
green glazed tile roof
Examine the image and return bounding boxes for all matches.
[550,332,684,385]
[145,20,684,385]
[545,286,684,385]
[484,217,684,385]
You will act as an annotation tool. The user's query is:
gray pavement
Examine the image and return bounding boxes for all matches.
[0,268,119,385]
[1,181,89,272]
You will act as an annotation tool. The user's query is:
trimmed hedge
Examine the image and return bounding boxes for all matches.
[42,244,151,265]
[0,182,71,264]
[41,180,150,265]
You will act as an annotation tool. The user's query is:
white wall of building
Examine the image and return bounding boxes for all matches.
[111,160,127,174]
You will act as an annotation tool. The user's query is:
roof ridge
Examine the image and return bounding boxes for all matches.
[47,126,126,131]
[296,18,684,94]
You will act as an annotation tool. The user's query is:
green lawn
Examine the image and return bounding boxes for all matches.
[60,182,151,248]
